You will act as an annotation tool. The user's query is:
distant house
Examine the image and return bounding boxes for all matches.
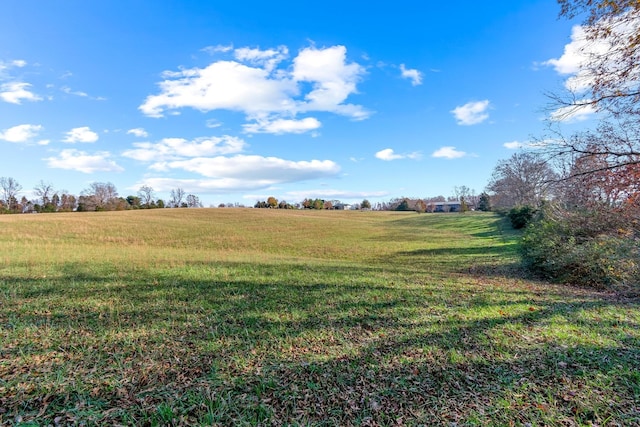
[434,201,461,212]
[334,203,353,210]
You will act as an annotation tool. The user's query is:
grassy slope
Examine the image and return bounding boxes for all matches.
[0,210,638,426]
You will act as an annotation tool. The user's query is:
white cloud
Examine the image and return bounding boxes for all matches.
[0,124,43,143]
[139,44,370,129]
[431,146,467,159]
[375,148,402,161]
[549,103,597,122]
[45,149,124,173]
[544,12,639,94]
[503,141,526,149]
[63,126,99,143]
[399,64,423,86]
[127,127,149,138]
[543,24,608,93]
[292,45,369,119]
[0,82,42,104]
[140,60,297,118]
[243,117,321,134]
[375,148,421,161]
[149,155,339,181]
[451,100,490,125]
[0,60,41,104]
[134,155,340,193]
[122,135,246,162]
[543,25,589,76]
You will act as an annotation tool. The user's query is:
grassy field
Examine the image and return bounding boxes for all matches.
[0,209,638,426]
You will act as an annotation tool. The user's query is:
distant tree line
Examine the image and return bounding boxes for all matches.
[250,192,491,213]
[373,188,491,213]
[0,179,202,213]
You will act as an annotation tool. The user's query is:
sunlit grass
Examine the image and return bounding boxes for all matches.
[0,209,638,425]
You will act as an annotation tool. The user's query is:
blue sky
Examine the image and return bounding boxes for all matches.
[0,0,594,206]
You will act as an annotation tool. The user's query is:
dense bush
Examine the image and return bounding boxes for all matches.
[507,205,536,229]
[521,207,639,288]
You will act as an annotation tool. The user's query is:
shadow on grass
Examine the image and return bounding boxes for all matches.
[1,260,639,424]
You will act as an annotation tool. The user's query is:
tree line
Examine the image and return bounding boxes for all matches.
[0,180,202,213]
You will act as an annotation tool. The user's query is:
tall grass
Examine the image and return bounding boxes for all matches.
[0,210,638,426]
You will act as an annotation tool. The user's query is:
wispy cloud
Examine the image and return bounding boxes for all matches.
[243,117,321,134]
[133,156,340,193]
[205,119,222,128]
[45,149,124,173]
[60,85,105,100]
[61,86,88,97]
[0,60,42,104]
[122,135,246,162]
[202,44,234,54]
[504,139,551,150]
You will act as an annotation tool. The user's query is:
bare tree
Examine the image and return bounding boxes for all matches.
[487,152,557,208]
[33,180,54,207]
[80,182,119,211]
[555,0,640,117]
[137,185,155,208]
[0,177,22,211]
[170,188,185,208]
[546,1,640,175]
[453,186,477,210]
[186,194,202,208]
[59,193,77,212]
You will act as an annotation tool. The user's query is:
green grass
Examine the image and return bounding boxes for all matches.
[0,209,638,426]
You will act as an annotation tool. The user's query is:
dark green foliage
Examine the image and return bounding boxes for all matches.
[507,205,535,229]
[126,195,141,209]
[521,207,639,288]
[477,192,491,211]
[395,199,411,211]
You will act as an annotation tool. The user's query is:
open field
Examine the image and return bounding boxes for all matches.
[1,209,638,426]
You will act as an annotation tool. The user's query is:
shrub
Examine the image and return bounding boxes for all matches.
[507,205,535,229]
[521,208,639,288]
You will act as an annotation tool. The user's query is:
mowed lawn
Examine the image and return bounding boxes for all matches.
[0,209,638,426]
